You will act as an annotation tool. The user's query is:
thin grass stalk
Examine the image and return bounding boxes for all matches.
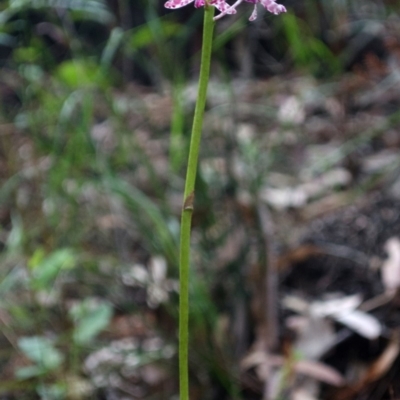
[179,5,215,400]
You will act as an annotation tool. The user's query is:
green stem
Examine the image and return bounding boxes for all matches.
[179,5,215,400]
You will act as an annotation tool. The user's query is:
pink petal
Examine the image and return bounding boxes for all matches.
[249,4,258,20]
[211,0,237,14]
[165,0,195,9]
[260,0,286,14]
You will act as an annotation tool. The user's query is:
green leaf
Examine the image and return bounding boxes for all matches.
[28,247,46,269]
[55,60,106,88]
[36,382,66,400]
[6,214,24,255]
[127,21,181,51]
[70,300,113,345]
[7,0,113,25]
[29,248,76,291]
[15,365,45,379]
[101,27,124,69]
[18,336,64,371]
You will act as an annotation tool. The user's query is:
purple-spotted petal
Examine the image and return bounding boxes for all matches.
[165,0,195,9]
[165,0,236,14]
[249,4,258,20]
[260,0,286,14]
[165,0,286,21]
[210,0,236,14]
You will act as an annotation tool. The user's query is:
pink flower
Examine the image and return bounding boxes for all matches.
[164,0,237,15]
[214,0,286,20]
[245,0,287,21]
[164,0,286,21]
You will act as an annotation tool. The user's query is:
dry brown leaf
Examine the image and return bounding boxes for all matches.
[339,332,400,399]
[292,316,336,360]
[140,364,168,385]
[278,96,305,125]
[381,237,400,293]
[361,332,400,383]
[260,168,351,210]
[334,310,381,340]
[285,294,381,340]
[361,150,399,173]
[295,360,345,386]
[241,351,344,386]
[240,349,268,371]
[310,295,381,339]
[291,386,319,400]
[310,295,362,317]
[96,214,126,230]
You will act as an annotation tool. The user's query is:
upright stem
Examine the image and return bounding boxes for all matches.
[179,5,215,400]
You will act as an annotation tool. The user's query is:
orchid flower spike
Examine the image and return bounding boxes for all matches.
[214,0,286,21]
[164,0,286,21]
[164,0,237,16]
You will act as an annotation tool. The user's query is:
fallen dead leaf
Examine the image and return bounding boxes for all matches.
[337,332,400,400]
[278,96,305,125]
[291,386,319,400]
[310,295,362,317]
[334,310,381,340]
[361,149,399,173]
[260,168,351,210]
[381,237,400,293]
[295,359,345,386]
[290,316,336,360]
[285,294,382,340]
[241,351,344,386]
[311,295,381,339]
[361,332,400,384]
